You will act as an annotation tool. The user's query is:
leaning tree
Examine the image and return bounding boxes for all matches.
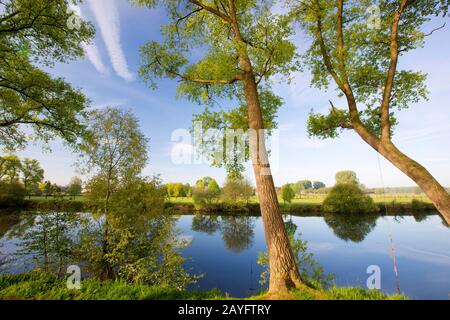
[292,0,450,224]
[135,0,304,295]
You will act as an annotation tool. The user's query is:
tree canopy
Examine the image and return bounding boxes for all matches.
[291,0,449,140]
[0,0,95,150]
[135,0,299,177]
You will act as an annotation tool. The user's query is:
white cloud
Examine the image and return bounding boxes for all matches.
[83,43,109,75]
[395,127,450,143]
[69,5,109,76]
[87,0,133,81]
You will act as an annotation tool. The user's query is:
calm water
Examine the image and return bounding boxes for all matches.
[1,212,449,299]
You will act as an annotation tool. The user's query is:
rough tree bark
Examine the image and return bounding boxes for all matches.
[227,0,303,295]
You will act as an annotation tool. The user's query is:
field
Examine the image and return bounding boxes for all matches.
[25,194,431,207]
[169,194,431,205]
[27,195,85,202]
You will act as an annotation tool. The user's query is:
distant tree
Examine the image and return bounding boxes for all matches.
[323,184,378,214]
[0,0,94,150]
[299,180,313,190]
[335,171,359,185]
[207,180,221,197]
[0,155,21,183]
[173,183,184,198]
[21,158,44,198]
[0,181,26,207]
[222,177,253,205]
[281,184,296,205]
[28,183,42,197]
[68,177,83,199]
[192,177,221,208]
[42,181,53,199]
[241,178,254,205]
[313,181,326,190]
[52,184,62,198]
[183,184,192,198]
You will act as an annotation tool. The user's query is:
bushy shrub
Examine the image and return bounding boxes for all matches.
[0,181,26,208]
[322,183,378,214]
[411,199,431,212]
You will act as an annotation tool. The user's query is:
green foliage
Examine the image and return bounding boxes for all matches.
[313,181,326,189]
[78,107,149,185]
[0,0,95,150]
[166,183,191,198]
[192,177,221,209]
[0,274,223,300]
[281,184,295,204]
[192,89,283,177]
[323,184,379,214]
[0,155,22,182]
[327,287,408,300]
[18,211,78,276]
[135,0,300,178]
[335,170,359,185]
[307,108,352,139]
[292,0,448,139]
[222,177,254,205]
[21,158,44,196]
[68,177,82,198]
[291,180,313,195]
[0,181,26,207]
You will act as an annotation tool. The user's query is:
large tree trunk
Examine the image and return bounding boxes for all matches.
[377,142,450,225]
[224,0,302,296]
[242,71,303,295]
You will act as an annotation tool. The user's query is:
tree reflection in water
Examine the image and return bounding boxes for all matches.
[323,213,379,243]
[191,215,256,253]
[191,215,221,235]
[221,216,255,253]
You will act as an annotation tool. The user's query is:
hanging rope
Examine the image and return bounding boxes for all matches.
[376,152,401,294]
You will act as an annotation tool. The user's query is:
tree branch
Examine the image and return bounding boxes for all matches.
[189,0,231,23]
[380,0,410,142]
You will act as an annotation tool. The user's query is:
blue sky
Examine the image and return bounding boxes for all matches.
[15,0,450,188]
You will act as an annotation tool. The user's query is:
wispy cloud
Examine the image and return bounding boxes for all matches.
[87,0,133,81]
[395,127,450,143]
[83,43,109,76]
[69,5,109,76]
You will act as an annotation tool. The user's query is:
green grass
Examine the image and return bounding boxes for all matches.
[0,274,407,300]
[0,274,224,300]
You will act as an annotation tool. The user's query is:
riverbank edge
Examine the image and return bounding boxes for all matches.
[0,198,437,216]
[0,274,407,300]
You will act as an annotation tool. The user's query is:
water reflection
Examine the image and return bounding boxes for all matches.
[191,214,255,253]
[221,216,255,253]
[323,213,378,242]
[0,210,196,289]
[1,210,450,299]
[191,215,221,235]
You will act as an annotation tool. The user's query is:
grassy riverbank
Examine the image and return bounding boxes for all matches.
[0,274,407,300]
[0,194,437,215]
